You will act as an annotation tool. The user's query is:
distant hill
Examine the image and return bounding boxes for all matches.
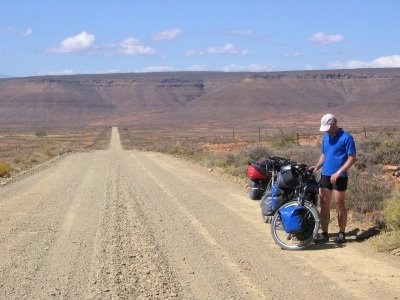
[1,69,399,128]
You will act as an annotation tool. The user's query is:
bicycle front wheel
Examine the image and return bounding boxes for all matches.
[270,201,320,250]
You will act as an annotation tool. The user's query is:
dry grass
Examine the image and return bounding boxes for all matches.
[2,124,399,252]
[119,125,400,252]
[0,126,111,178]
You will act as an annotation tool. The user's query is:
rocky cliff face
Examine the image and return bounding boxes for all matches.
[0,70,399,127]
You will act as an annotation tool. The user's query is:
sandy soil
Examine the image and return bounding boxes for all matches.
[0,127,399,299]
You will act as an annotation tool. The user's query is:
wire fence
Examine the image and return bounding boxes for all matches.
[201,124,399,145]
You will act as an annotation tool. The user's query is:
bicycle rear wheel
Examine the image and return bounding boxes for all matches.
[270,201,320,250]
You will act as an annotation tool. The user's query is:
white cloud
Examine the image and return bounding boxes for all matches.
[138,66,174,72]
[185,65,208,71]
[328,54,400,69]
[38,69,75,75]
[118,37,156,56]
[21,28,33,36]
[207,43,236,54]
[1,27,33,36]
[50,31,95,53]
[220,29,255,36]
[305,64,314,70]
[186,43,250,56]
[222,64,274,72]
[207,43,249,55]
[184,49,206,57]
[0,27,15,34]
[284,51,303,58]
[152,28,183,41]
[310,32,344,45]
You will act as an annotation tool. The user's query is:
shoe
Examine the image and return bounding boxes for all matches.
[314,232,329,243]
[333,232,346,244]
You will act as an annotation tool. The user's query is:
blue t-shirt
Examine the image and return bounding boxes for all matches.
[322,128,356,177]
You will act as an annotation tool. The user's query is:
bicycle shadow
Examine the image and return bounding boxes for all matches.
[305,227,381,251]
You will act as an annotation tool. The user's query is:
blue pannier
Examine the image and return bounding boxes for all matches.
[279,206,306,233]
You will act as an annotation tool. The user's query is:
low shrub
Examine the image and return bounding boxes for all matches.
[238,145,271,162]
[199,153,219,168]
[44,148,54,157]
[282,145,321,167]
[347,168,394,212]
[13,157,22,164]
[358,132,400,167]
[383,187,400,230]
[372,230,400,252]
[270,130,297,148]
[35,131,47,137]
[0,160,11,176]
[167,144,194,157]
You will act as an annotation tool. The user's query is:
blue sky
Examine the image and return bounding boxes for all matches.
[1,0,400,78]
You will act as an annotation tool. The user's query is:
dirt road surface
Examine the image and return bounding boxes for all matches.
[1,127,399,299]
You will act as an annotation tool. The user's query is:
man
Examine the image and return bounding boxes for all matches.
[310,113,357,244]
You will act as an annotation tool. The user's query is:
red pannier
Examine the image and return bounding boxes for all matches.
[246,161,272,180]
[246,161,272,200]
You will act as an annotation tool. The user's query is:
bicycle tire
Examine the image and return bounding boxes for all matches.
[270,200,320,250]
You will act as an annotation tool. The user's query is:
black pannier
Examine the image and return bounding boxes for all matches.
[277,165,299,190]
[261,183,292,216]
[249,179,267,200]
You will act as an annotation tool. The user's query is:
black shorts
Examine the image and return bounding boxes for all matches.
[319,175,348,191]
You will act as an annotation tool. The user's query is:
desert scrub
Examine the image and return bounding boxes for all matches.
[44,148,54,157]
[372,230,400,252]
[13,157,22,164]
[199,153,219,168]
[373,187,400,252]
[167,143,194,157]
[238,145,271,162]
[346,168,394,212]
[270,130,297,148]
[357,132,400,166]
[0,160,11,176]
[35,131,47,137]
[383,187,400,231]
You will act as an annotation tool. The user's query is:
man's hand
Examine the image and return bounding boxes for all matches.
[309,164,322,173]
[330,171,341,184]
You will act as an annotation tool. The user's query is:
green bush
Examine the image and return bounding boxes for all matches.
[167,144,194,156]
[347,168,394,212]
[238,145,270,162]
[373,230,400,252]
[13,157,22,164]
[35,131,47,137]
[44,148,54,157]
[200,153,219,167]
[358,133,400,166]
[270,130,297,148]
[282,145,321,167]
[383,188,400,230]
[0,160,11,176]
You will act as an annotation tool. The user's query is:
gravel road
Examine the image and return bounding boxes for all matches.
[1,127,399,299]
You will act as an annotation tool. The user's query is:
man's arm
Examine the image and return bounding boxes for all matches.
[310,153,325,173]
[330,154,357,184]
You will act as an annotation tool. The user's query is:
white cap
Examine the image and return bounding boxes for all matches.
[319,113,336,131]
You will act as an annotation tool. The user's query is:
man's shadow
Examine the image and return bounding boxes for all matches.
[306,227,381,250]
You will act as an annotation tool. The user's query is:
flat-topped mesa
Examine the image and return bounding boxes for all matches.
[0,69,399,127]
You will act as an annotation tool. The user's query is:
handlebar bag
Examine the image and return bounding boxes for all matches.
[277,165,299,190]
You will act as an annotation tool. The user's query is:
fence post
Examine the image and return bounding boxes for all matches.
[232,128,235,141]
[364,126,367,139]
[258,127,261,142]
[296,132,300,146]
